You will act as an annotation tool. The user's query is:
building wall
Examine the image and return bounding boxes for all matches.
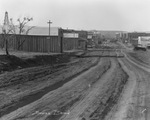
[78,40,86,49]
[78,30,87,39]
[62,29,87,50]
[63,38,78,50]
[128,32,150,44]
[77,30,87,49]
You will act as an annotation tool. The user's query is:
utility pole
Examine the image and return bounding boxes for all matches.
[47,20,52,53]
[47,20,52,36]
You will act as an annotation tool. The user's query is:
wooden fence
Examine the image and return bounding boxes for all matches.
[0,30,87,53]
[0,34,62,53]
[13,35,61,53]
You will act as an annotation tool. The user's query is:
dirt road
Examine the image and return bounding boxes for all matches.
[0,54,98,117]
[116,52,150,120]
[105,45,150,120]
[1,44,150,120]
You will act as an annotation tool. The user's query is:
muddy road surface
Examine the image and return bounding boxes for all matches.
[1,44,150,120]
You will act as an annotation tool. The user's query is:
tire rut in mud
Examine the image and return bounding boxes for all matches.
[0,58,99,117]
[80,59,129,120]
[43,59,111,120]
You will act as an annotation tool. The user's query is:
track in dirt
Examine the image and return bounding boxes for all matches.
[118,52,150,120]
[0,58,99,117]
[0,56,99,117]
[0,49,129,120]
[60,58,128,120]
[76,49,124,58]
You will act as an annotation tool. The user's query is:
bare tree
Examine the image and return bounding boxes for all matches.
[16,17,34,50]
[17,17,33,34]
[0,16,34,55]
[0,11,34,55]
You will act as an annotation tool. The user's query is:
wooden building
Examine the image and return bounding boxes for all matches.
[63,29,88,51]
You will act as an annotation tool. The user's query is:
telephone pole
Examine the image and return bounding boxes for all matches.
[47,20,52,36]
[47,20,52,53]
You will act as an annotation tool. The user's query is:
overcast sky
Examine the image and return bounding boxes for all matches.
[0,0,150,31]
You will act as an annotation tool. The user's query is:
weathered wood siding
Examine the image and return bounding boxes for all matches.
[0,34,61,53]
[78,40,86,49]
[63,38,78,50]
[0,29,87,53]
[14,35,61,52]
